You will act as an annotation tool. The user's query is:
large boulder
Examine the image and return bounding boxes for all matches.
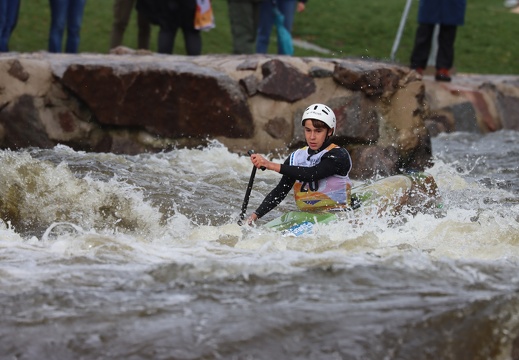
[58,60,253,139]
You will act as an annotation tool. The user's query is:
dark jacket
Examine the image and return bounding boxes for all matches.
[418,0,467,26]
[136,0,196,29]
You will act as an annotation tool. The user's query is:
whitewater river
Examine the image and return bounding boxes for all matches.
[1,130,518,359]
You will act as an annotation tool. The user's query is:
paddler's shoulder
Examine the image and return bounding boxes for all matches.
[326,145,350,158]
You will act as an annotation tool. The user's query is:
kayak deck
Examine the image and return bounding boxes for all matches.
[263,211,338,234]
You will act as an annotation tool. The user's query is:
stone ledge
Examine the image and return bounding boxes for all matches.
[1,52,516,179]
[421,74,519,136]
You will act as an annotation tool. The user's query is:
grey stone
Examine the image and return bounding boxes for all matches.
[257,59,316,102]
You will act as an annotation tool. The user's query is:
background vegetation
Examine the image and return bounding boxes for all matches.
[8,0,519,75]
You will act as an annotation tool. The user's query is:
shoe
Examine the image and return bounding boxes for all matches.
[411,67,424,75]
[435,68,451,82]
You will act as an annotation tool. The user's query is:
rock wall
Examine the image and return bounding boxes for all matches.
[421,75,519,136]
[1,51,518,179]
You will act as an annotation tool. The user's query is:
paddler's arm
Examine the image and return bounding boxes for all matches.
[248,174,294,224]
[250,153,281,172]
[247,155,294,224]
[279,149,351,181]
[250,151,346,180]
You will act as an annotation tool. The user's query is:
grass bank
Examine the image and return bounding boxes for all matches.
[8,0,518,75]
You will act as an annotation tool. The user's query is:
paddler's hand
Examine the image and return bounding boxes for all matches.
[246,212,258,225]
[250,153,281,172]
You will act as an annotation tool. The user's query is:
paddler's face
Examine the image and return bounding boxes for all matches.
[303,119,332,151]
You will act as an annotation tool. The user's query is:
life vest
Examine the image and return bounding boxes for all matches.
[290,144,352,212]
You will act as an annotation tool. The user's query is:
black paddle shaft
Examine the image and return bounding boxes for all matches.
[238,150,265,225]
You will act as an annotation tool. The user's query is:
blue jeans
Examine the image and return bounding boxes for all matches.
[48,0,87,53]
[256,0,296,54]
[0,0,21,52]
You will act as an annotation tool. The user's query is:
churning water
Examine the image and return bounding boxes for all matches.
[1,131,518,359]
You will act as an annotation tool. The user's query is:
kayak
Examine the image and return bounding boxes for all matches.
[264,172,442,236]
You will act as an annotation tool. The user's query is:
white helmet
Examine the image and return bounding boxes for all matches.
[301,103,336,135]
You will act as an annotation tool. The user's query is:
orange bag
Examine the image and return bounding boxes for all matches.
[194,0,215,31]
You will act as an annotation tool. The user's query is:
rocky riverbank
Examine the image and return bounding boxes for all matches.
[422,73,519,135]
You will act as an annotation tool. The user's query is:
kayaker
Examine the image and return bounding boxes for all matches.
[247,103,352,224]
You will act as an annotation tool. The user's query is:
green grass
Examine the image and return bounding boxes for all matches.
[8,0,519,75]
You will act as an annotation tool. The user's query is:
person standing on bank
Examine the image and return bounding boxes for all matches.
[136,0,201,55]
[246,103,352,224]
[255,0,306,55]
[0,0,21,52]
[409,0,467,82]
[48,0,87,53]
[110,0,151,50]
[227,0,262,54]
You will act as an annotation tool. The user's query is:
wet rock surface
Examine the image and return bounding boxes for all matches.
[422,74,519,133]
